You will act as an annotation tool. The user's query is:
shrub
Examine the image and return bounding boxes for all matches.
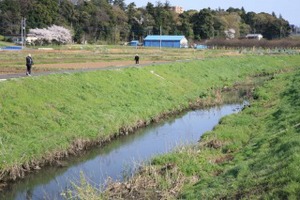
[206,38,300,49]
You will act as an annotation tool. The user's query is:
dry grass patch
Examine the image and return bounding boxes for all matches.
[103,164,189,200]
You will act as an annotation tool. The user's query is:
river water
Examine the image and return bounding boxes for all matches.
[1,102,247,200]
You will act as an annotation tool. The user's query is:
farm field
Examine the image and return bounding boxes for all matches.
[0,45,240,74]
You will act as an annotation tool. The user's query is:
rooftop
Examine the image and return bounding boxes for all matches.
[144,35,186,41]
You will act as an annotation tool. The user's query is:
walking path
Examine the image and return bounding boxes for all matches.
[0,60,168,81]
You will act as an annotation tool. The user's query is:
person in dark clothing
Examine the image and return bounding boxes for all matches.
[26,54,34,76]
[134,54,139,64]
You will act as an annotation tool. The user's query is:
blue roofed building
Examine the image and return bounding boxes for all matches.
[130,40,139,46]
[143,35,188,48]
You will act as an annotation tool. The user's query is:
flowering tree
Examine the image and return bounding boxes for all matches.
[28,25,72,45]
[224,28,236,39]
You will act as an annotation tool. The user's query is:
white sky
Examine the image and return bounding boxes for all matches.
[125,0,300,26]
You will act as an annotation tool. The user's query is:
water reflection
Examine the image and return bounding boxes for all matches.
[1,102,247,200]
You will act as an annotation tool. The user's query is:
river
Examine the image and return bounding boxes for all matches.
[1,102,247,200]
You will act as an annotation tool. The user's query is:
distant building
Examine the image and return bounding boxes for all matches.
[130,40,139,46]
[290,25,300,35]
[69,0,90,5]
[143,35,188,48]
[170,6,184,14]
[11,36,23,45]
[26,34,38,45]
[295,26,300,35]
[245,34,263,40]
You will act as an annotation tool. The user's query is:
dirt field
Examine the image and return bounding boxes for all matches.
[0,46,242,76]
[0,60,166,74]
[0,46,181,75]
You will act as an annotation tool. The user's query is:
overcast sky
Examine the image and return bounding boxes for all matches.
[124,0,300,26]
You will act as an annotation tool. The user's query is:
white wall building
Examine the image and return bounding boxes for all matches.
[170,6,184,14]
[245,34,263,40]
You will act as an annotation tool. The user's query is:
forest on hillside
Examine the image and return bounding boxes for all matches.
[0,0,291,44]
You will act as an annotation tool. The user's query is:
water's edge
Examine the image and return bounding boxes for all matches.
[1,101,247,200]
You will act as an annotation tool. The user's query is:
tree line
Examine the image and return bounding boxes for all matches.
[0,0,291,44]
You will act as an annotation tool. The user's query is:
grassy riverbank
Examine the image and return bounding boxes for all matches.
[0,55,299,185]
[101,62,300,199]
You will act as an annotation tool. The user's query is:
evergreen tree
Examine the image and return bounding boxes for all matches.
[113,0,126,11]
[0,1,292,42]
[0,0,22,35]
[28,0,60,28]
[192,8,214,40]
[178,12,194,40]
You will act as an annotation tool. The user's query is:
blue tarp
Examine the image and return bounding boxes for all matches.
[196,45,208,50]
[1,46,23,50]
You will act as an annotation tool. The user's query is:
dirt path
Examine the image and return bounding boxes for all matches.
[37,60,161,69]
[0,60,166,80]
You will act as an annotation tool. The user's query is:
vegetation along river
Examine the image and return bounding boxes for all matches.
[1,101,247,200]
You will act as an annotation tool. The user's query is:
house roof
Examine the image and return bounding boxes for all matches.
[144,35,186,41]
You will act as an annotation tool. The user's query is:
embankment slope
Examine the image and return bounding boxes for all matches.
[0,55,299,187]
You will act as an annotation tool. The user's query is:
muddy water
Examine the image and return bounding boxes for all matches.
[1,102,247,200]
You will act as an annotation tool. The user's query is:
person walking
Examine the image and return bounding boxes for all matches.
[26,54,34,76]
[134,54,139,64]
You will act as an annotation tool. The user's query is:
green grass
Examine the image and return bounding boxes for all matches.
[0,41,14,47]
[0,55,299,182]
[148,63,300,199]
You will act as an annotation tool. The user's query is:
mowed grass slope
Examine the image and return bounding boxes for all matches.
[148,65,300,198]
[0,55,299,181]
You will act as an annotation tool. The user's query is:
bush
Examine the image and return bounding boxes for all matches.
[206,38,300,49]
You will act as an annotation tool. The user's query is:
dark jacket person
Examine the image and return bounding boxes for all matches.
[26,54,34,76]
[134,54,139,64]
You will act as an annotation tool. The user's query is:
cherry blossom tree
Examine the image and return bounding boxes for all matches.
[28,25,72,45]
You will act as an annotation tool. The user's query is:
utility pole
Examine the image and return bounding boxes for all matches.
[160,25,162,49]
[21,19,23,47]
[21,18,26,48]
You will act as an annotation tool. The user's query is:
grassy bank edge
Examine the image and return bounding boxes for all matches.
[0,55,299,187]
[100,68,300,199]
